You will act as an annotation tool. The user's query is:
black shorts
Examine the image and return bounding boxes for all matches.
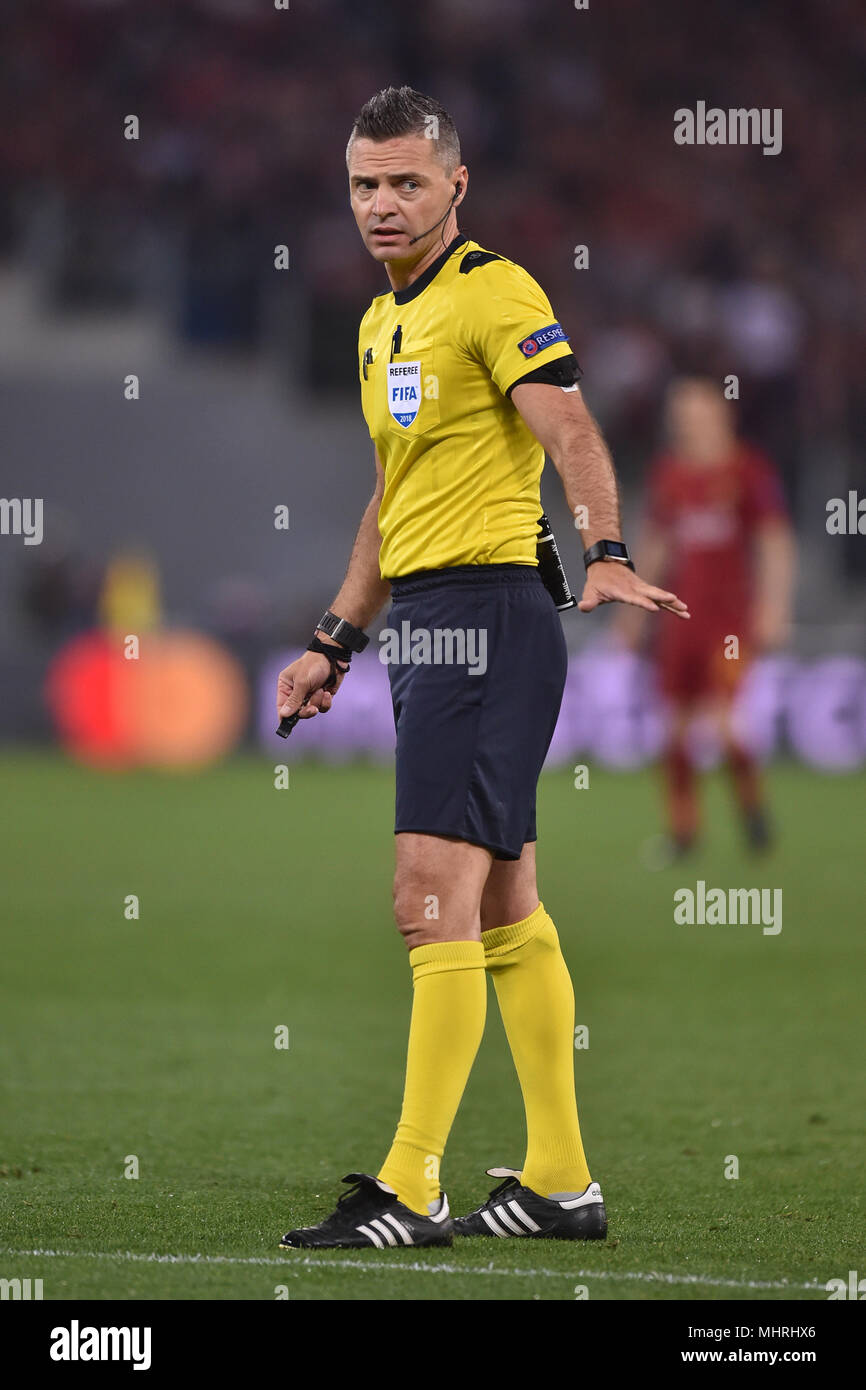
[386,563,568,861]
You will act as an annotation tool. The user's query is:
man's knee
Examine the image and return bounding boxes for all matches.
[392,833,489,948]
[392,862,434,943]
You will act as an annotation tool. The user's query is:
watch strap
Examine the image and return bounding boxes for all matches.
[316,610,370,653]
[583,539,635,572]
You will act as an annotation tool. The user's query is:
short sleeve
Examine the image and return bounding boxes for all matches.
[742,450,788,527]
[463,260,573,396]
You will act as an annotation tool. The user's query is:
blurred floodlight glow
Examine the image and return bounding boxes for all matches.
[46,630,248,768]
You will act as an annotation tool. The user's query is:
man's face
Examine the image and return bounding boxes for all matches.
[665,381,734,464]
[348,134,464,263]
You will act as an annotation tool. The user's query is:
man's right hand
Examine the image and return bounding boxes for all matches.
[277,647,347,721]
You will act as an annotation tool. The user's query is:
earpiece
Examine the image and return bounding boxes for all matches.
[407,182,464,244]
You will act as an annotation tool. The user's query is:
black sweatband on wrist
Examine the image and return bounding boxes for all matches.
[307,633,352,691]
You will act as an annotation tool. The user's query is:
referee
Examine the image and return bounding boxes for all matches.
[277,87,688,1249]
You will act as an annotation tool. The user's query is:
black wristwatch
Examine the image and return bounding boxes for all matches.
[583,539,635,572]
[315,609,370,653]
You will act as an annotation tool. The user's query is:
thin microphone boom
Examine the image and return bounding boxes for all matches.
[407,188,460,245]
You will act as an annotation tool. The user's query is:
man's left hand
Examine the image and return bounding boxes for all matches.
[578,560,690,618]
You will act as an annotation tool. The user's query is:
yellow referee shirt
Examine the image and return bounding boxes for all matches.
[358,234,574,578]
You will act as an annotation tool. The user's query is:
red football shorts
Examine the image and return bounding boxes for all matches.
[656,620,751,702]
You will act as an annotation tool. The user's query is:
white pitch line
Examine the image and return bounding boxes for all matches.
[1,1249,825,1293]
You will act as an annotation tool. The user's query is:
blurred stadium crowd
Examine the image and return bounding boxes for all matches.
[1,0,864,753]
[2,0,863,499]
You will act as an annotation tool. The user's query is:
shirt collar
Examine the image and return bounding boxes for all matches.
[391,234,468,305]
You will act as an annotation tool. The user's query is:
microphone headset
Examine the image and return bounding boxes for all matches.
[408,181,463,246]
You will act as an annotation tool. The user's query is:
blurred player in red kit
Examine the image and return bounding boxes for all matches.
[620,376,796,859]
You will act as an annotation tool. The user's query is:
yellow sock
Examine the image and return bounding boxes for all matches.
[483,903,592,1197]
[378,939,487,1215]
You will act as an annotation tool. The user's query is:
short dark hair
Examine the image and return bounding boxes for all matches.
[346,86,460,171]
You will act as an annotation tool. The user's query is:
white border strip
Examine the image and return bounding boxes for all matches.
[2,1249,825,1292]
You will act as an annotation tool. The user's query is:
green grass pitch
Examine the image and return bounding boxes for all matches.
[1,750,863,1301]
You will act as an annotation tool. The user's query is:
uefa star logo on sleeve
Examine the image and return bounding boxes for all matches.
[387,361,422,426]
